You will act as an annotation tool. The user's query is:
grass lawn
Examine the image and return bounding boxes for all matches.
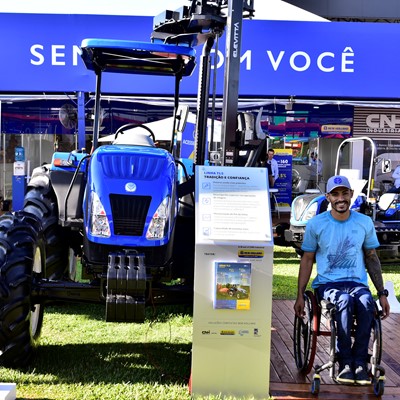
[0,245,399,399]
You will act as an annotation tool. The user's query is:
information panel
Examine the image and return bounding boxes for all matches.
[191,166,274,399]
[196,166,271,242]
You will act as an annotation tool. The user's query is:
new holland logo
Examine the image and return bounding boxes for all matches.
[238,249,264,258]
[125,182,137,192]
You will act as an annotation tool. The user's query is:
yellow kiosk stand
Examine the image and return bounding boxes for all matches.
[191,165,274,399]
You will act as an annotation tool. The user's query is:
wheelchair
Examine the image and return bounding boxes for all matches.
[293,290,385,396]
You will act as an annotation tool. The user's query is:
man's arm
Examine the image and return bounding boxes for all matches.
[317,159,323,175]
[392,166,400,180]
[293,251,315,318]
[364,248,390,319]
[364,248,384,291]
[272,159,279,180]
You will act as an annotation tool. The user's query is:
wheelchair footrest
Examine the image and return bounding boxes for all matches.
[314,360,334,374]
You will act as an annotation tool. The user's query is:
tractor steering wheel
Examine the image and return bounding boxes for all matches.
[114,123,156,142]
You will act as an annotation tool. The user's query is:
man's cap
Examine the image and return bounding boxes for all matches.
[326,175,352,193]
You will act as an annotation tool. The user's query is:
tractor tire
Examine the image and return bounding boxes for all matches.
[24,167,70,280]
[0,212,45,367]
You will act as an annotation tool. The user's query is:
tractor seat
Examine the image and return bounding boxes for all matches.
[113,130,155,147]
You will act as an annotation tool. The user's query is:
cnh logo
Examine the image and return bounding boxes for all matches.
[366,114,400,129]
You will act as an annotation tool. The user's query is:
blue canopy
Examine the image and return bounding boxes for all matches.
[80,39,196,77]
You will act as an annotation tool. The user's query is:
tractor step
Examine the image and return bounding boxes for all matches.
[106,251,146,322]
[60,217,84,228]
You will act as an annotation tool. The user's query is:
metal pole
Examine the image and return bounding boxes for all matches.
[209,35,219,154]
[194,36,214,166]
[169,73,182,157]
[77,91,86,150]
[92,72,102,151]
[220,0,244,166]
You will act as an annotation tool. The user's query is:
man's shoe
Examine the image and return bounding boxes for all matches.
[355,366,371,385]
[336,365,355,384]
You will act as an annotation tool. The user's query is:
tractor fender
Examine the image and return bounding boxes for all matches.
[28,164,51,189]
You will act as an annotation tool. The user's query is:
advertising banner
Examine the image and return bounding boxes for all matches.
[1,14,400,98]
[274,148,293,209]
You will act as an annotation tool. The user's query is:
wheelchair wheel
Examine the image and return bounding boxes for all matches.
[373,377,385,397]
[370,305,384,396]
[294,290,318,374]
[371,307,382,365]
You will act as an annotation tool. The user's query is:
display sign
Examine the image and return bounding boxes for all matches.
[191,165,274,398]
[196,166,271,242]
[354,106,400,138]
[274,148,292,209]
[320,124,352,138]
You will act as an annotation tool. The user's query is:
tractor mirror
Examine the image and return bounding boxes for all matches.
[382,159,392,174]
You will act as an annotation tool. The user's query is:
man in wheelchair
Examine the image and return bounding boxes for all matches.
[294,175,390,385]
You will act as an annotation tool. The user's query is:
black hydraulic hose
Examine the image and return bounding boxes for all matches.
[63,154,91,224]
[175,159,195,207]
[92,71,102,151]
[170,73,182,156]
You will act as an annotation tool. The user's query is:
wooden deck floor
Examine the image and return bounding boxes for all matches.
[269,300,400,399]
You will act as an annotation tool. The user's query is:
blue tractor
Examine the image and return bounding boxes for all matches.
[281,136,400,261]
[0,40,197,368]
[0,1,262,367]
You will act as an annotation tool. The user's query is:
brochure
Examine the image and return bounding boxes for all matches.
[214,261,251,310]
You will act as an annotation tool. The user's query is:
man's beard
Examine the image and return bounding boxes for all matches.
[332,200,350,213]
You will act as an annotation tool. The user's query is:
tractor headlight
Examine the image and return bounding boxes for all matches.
[303,202,318,221]
[146,197,171,240]
[89,192,111,238]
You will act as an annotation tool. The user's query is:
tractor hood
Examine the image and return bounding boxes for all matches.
[84,144,177,247]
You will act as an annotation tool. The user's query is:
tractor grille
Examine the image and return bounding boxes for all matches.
[110,194,151,236]
[100,154,166,180]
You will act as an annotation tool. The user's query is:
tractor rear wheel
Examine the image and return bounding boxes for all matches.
[0,212,45,367]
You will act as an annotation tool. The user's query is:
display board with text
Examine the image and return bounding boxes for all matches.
[191,166,274,399]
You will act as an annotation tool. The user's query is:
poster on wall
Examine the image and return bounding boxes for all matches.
[273,148,293,210]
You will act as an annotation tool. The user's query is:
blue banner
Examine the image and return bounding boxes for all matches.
[274,149,293,209]
[1,14,400,98]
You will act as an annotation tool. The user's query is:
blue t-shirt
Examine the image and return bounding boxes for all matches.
[301,210,379,288]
